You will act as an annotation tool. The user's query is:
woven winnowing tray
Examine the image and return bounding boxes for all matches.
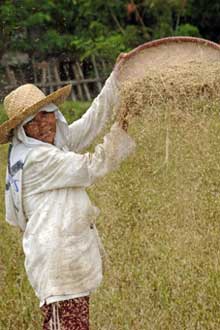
[115,37,220,84]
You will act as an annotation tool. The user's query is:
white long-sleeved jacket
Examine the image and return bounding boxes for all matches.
[21,73,136,303]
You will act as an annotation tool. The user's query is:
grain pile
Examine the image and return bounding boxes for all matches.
[117,61,220,124]
[90,80,220,328]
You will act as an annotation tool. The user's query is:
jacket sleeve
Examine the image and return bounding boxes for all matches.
[67,71,119,153]
[23,123,135,193]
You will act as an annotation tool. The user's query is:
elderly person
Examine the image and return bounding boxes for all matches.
[0,63,135,329]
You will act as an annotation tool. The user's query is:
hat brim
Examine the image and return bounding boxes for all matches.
[0,84,72,144]
[114,36,220,84]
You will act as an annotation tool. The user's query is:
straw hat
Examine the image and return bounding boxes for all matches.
[0,84,72,144]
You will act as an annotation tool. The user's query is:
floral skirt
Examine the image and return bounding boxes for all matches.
[41,296,90,330]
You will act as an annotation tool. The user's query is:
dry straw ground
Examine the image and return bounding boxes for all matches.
[1,64,220,329]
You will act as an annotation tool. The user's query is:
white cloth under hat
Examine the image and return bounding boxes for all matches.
[0,83,71,144]
[5,103,70,231]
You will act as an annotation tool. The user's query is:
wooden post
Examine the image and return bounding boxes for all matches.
[39,61,48,94]
[91,55,102,93]
[63,63,70,80]
[47,63,54,93]
[5,65,17,86]
[52,58,62,89]
[64,63,77,101]
[18,66,25,84]
[76,62,92,101]
[71,89,77,101]
[32,58,38,84]
[101,59,107,76]
[72,63,84,100]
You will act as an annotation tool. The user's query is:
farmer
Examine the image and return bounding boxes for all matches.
[0,58,135,329]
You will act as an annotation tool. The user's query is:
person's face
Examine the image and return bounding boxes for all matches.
[23,111,56,144]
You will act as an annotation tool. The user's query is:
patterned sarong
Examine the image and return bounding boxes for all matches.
[41,296,90,330]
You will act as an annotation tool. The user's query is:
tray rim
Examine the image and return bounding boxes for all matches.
[115,36,220,73]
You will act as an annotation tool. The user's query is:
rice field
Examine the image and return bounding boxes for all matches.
[1,97,220,329]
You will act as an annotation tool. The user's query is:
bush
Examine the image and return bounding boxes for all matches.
[59,100,91,123]
[174,24,201,37]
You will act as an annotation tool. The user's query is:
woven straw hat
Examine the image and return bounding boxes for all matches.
[0,83,72,144]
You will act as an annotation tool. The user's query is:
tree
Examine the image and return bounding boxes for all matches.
[185,0,220,42]
[0,0,219,66]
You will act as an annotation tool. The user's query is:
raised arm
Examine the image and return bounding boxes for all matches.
[23,123,135,193]
[67,71,119,153]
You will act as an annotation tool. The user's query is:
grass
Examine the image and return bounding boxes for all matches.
[1,99,220,329]
[0,103,7,124]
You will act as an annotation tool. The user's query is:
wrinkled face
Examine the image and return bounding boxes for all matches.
[23,111,56,144]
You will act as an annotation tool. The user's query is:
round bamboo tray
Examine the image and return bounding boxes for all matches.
[115,37,220,84]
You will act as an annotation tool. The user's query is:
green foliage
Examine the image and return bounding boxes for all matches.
[186,0,220,41]
[1,0,220,63]
[0,104,7,125]
[25,12,52,26]
[153,21,174,39]
[59,100,91,123]
[174,23,201,37]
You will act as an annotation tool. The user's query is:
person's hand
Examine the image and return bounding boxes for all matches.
[114,53,129,71]
[116,52,128,64]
